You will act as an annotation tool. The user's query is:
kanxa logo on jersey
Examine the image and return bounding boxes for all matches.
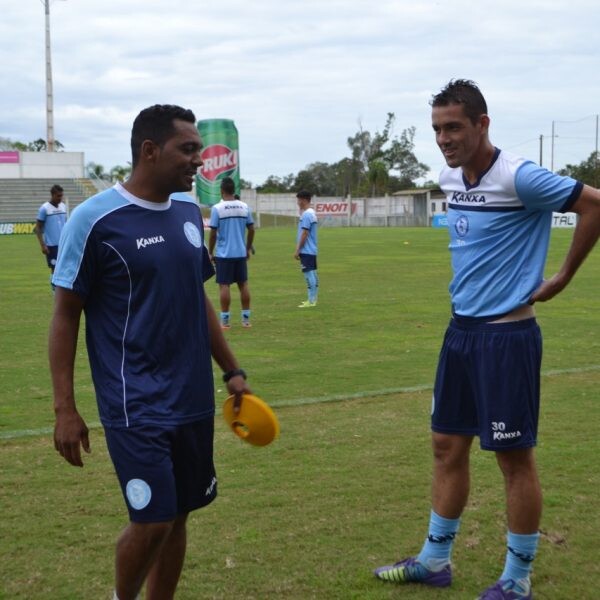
[136,235,165,250]
[199,144,238,183]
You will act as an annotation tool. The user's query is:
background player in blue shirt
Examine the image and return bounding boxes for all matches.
[208,177,255,328]
[374,80,600,599]
[49,105,252,600]
[294,190,318,307]
[35,183,67,290]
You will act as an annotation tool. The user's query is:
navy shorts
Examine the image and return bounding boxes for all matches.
[104,418,217,523]
[215,257,248,285]
[45,246,58,269]
[432,317,542,451]
[299,253,317,272]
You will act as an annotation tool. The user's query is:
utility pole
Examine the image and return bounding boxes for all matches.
[595,114,599,187]
[550,121,555,172]
[44,0,55,152]
[539,134,543,167]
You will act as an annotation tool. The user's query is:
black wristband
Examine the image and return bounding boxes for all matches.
[222,368,246,383]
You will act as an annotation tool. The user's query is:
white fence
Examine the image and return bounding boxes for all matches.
[240,190,433,227]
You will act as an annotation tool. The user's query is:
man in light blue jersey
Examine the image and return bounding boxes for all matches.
[35,183,67,290]
[208,177,255,328]
[374,80,600,599]
[294,190,318,307]
[49,105,252,600]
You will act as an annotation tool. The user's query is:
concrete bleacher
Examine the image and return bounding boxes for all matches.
[0,178,101,222]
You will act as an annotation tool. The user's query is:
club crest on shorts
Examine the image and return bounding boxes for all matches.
[183,221,202,248]
[454,214,469,237]
[126,478,152,510]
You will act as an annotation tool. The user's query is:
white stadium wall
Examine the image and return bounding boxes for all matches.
[0,151,85,179]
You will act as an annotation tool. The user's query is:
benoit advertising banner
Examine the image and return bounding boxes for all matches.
[313,200,357,217]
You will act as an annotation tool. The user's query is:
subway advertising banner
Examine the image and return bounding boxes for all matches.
[0,222,36,235]
[196,119,240,206]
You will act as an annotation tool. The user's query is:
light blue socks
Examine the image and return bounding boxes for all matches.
[417,510,460,571]
[303,270,318,303]
[501,530,540,583]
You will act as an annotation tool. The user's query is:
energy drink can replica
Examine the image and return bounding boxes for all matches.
[196,119,240,206]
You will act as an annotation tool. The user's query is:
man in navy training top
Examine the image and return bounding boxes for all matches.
[208,176,255,328]
[374,80,600,599]
[294,190,318,308]
[35,183,67,290]
[49,104,252,600]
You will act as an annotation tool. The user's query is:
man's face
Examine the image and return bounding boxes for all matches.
[154,119,203,192]
[297,198,308,213]
[50,190,64,206]
[431,103,487,169]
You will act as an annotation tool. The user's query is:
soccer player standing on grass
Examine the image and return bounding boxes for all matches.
[49,104,251,600]
[35,183,67,291]
[294,190,318,308]
[208,176,255,329]
[374,80,600,599]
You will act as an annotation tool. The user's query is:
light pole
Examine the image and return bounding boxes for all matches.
[44,0,55,152]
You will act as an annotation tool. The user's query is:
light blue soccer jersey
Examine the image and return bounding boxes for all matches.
[209,199,254,258]
[53,184,216,429]
[440,148,582,318]
[297,207,318,255]
[37,201,67,246]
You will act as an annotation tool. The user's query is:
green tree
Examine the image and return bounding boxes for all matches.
[109,164,131,183]
[27,138,65,151]
[384,125,429,187]
[346,114,428,196]
[558,151,600,187]
[367,159,389,197]
[86,162,109,181]
[0,137,64,151]
[256,173,295,193]
[294,162,339,196]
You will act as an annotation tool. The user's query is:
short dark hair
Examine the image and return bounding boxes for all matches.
[130,104,196,167]
[220,176,236,196]
[296,190,312,201]
[430,79,487,124]
[50,184,63,194]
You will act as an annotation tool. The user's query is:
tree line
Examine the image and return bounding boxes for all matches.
[253,113,431,196]
[4,130,600,193]
[1,136,131,183]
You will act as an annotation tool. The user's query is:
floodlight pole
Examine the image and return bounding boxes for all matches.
[44,0,55,152]
[550,121,555,172]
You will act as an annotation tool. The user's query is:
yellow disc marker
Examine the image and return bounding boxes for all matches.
[223,394,280,446]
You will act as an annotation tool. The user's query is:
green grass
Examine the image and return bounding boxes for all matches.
[1,228,599,599]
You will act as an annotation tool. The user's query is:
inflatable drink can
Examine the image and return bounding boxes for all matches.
[196,119,240,206]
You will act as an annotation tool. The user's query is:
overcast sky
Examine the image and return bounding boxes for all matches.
[2,0,600,186]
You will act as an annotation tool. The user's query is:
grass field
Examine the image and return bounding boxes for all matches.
[1,226,599,599]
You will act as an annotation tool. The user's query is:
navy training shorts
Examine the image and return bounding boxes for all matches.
[215,257,248,285]
[432,317,542,451]
[299,253,317,272]
[104,418,217,523]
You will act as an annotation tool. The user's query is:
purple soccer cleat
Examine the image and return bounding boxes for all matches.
[477,578,532,599]
[373,557,452,587]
